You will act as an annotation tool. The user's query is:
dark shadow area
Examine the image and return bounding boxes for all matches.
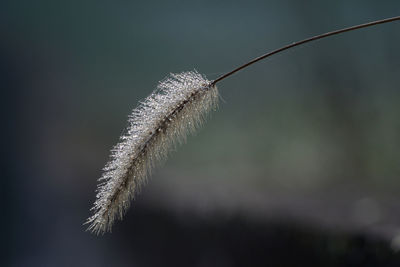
[115,205,400,267]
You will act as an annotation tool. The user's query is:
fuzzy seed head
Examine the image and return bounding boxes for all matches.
[86,71,218,234]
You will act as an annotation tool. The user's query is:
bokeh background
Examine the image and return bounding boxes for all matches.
[3,0,400,266]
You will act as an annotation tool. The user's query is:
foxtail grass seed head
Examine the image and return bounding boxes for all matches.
[87,71,218,234]
[87,16,399,234]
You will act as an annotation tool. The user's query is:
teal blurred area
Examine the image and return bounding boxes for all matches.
[3,0,400,266]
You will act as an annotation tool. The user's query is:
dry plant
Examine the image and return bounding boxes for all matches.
[87,16,400,234]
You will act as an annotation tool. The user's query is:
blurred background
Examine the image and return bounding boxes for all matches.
[2,0,400,266]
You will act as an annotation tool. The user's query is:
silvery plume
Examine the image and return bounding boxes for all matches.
[87,71,218,234]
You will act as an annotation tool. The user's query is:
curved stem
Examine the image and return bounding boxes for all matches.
[211,16,400,86]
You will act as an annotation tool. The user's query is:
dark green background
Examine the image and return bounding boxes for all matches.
[3,0,400,266]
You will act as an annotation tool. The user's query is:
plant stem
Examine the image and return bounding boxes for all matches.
[211,16,400,86]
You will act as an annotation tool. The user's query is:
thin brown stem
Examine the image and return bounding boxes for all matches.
[211,16,400,86]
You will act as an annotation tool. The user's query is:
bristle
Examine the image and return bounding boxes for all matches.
[86,71,218,234]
